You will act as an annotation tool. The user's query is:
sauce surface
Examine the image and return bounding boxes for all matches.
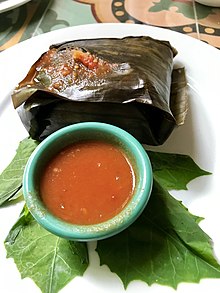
[40,140,135,225]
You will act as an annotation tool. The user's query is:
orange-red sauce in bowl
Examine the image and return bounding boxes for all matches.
[40,140,135,225]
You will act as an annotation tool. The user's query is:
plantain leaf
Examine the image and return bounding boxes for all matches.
[12,36,187,146]
[147,151,211,190]
[96,180,220,289]
[0,137,38,206]
[5,205,89,293]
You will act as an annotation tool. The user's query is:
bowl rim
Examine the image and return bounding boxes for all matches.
[23,122,153,241]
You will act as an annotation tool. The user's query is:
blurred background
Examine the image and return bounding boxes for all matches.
[0,0,220,51]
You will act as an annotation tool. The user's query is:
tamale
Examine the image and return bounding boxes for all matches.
[12,36,188,145]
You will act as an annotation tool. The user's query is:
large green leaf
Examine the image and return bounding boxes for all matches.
[2,141,216,291]
[0,137,38,206]
[96,180,220,289]
[5,206,89,293]
[148,151,210,190]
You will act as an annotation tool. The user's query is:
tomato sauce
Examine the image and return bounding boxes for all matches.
[19,47,113,93]
[40,140,135,225]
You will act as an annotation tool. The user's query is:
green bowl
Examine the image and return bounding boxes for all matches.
[23,122,153,241]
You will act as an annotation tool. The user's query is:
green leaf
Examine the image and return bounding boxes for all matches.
[0,137,38,206]
[2,148,215,291]
[96,180,220,289]
[147,151,211,190]
[5,205,89,293]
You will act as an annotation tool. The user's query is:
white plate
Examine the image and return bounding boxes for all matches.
[195,0,220,7]
[0,23,220,293]
[0,0,31,13]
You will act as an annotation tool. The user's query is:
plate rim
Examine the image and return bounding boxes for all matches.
[0,0,31,13]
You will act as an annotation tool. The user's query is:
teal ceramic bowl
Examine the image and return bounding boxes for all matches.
[23,122,153,241]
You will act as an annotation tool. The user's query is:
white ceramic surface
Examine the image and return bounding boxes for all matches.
[0,0,31,13]
[0,23,220,293]
[195,0,220,6]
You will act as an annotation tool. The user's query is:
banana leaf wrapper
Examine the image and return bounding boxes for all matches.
[12,36,188,145]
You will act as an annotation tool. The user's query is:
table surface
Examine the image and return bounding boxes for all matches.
[0,0,220,51]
